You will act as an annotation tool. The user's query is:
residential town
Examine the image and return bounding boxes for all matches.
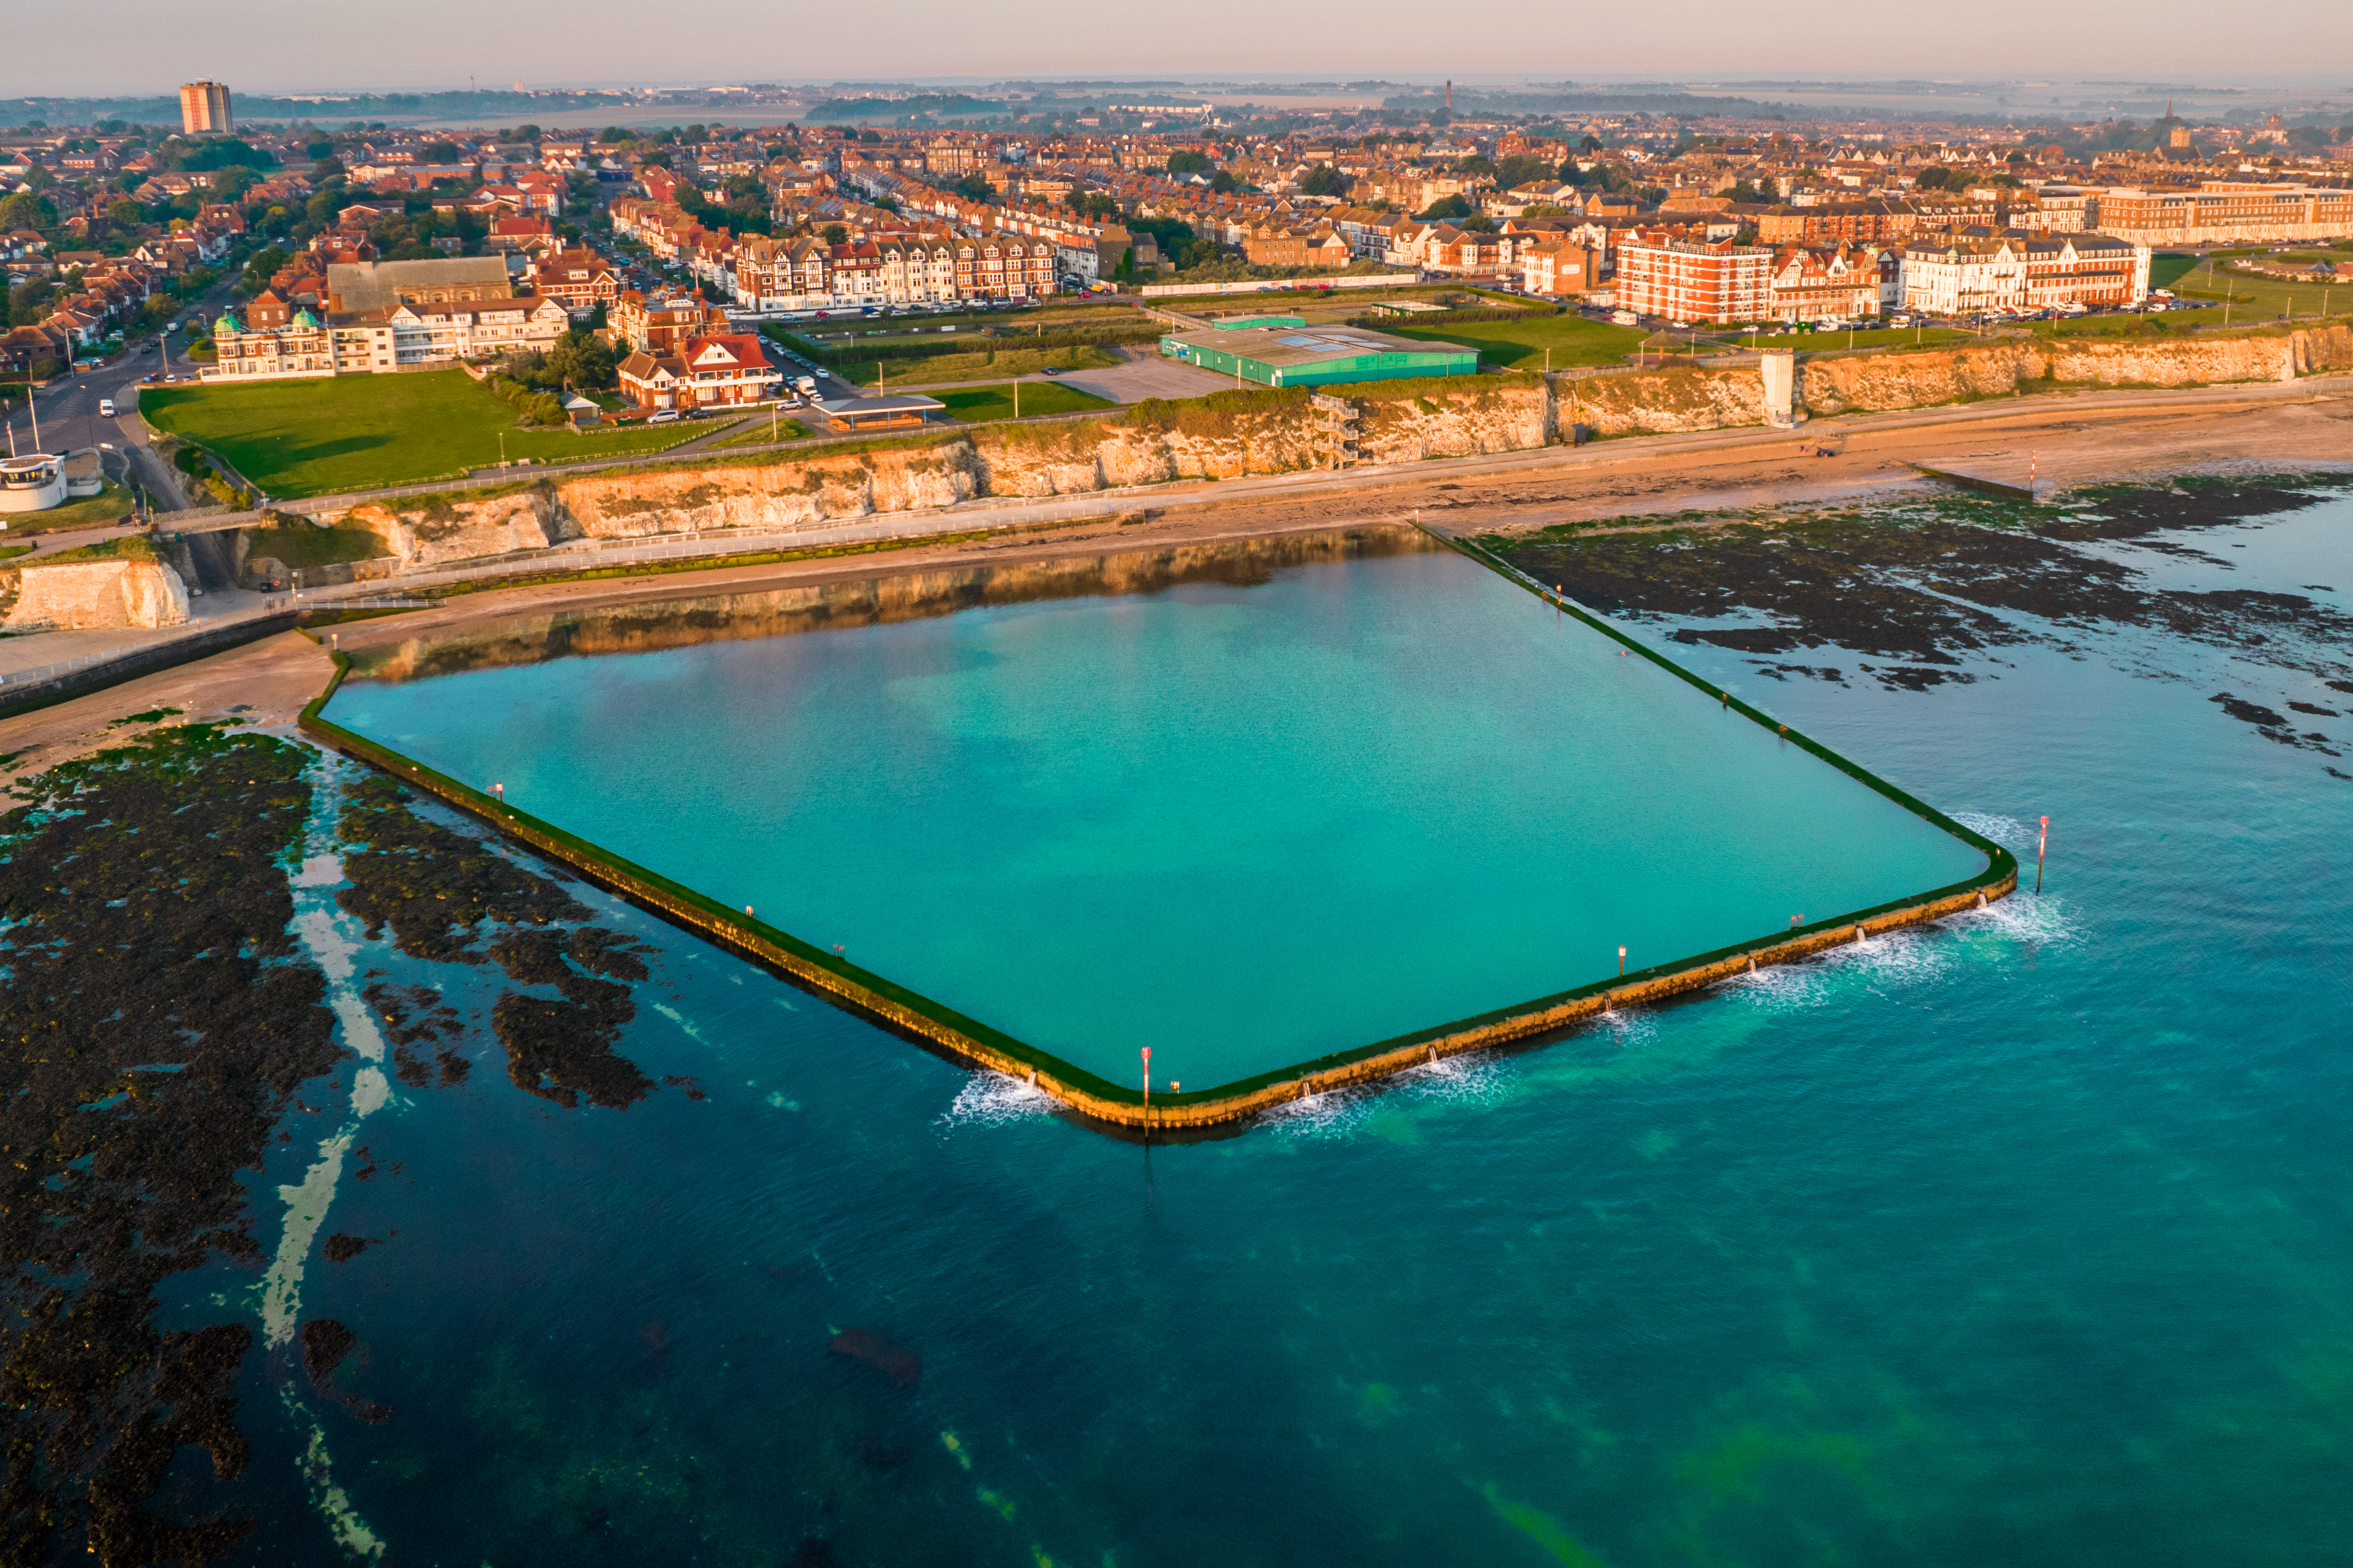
[7,80,2352,414]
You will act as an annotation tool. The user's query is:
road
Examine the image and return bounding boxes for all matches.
[9,269,241,519]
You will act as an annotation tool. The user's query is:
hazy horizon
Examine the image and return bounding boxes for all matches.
[10,0,2353,105]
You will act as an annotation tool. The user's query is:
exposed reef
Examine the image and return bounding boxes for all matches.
[0,726,340,1564]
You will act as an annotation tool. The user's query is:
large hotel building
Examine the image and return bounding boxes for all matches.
[2094,184,2353,246]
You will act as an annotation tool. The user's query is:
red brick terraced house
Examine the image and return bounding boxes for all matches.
[1763,243,1902,323]
[618,332,783,413]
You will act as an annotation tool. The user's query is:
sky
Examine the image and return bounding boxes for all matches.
[8,0,2352,99]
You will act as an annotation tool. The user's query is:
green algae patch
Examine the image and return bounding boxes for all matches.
[0,723,341,1564]
[1481,1484,1616,1568]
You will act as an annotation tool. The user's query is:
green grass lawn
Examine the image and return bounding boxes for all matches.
[14,480,137,531]
[935,381,1120,424]
[1379,313,1649,371]
[2167,258,2350,323]
[2149,253,2204,291]
[0,544,32,561]
[141,370,697,499]
[847,343,1123,389]
[705,416,815,449]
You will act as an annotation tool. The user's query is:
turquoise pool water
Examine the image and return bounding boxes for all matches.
[325,530,1986,1088]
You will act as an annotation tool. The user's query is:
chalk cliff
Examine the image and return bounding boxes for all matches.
[311,328,2351,569]
[1,557,192,632]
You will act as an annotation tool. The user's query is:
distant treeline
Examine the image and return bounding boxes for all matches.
[804,95,1010,122]
[4,89,639,128]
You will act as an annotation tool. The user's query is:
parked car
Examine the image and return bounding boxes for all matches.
[649,410,681,424]
[1041,366,1060,377]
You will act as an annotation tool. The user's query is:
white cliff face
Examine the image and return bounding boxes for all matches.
[1,558,192,632]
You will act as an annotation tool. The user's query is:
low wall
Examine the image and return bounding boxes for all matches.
[0,610,298,720]
[298,537,2017,1138]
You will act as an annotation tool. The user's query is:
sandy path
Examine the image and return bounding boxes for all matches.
[1,631,335,790]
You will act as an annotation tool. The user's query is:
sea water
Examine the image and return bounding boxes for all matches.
[322,531,1984,1088]
[199,492,2350,1567]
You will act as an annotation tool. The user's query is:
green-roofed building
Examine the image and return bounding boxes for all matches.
[1159,321,1478,389]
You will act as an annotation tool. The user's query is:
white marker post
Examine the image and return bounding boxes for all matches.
[2036,815,2049,894]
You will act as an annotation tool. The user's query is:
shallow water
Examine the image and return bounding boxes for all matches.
[183,487,2350,1567]
[323,529,1982,1089]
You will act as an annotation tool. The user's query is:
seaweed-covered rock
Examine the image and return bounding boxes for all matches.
[0,726,340,1564]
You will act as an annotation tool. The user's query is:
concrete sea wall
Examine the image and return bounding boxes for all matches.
[299,528,2019,1137]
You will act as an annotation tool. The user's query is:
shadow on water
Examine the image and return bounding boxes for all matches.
[344,524,1442,684]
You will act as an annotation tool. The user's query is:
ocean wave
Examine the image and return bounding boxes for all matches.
[1951,811,2040,853]
[1263,1084,1376,1141]
[937,1073,1056,1130]
[1400,1049,1519,1103]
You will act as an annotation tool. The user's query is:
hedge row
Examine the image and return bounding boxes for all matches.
[489,374,565,427]
[1347,306,1564,329]
[779,323,1164,370]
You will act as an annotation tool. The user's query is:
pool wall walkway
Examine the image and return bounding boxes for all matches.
[299,541,2016,1138]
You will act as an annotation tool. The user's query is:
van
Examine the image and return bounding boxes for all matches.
[1610,309,1638,326]
[97,398,115,418]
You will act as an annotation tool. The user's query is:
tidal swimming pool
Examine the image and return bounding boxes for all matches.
[325,527,1989,1090]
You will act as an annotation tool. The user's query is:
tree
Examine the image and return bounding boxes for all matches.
[1913,166,1957,191]
[1417,193,1474,222]
[107,199,143,227]
[312,155,345,181]
[952,172,996,204]
[1493,154,1554,191]
[1165,149,1212,174]
[1453,154,1494,176]
[0,191,56,233]
[545,328,616,392]
[1300,163,1348,197]
[424,140,463,163]
[823,223,849,246]
[1209,170,1239,194]
[1460,214,1497,233]
[240,245,288,294]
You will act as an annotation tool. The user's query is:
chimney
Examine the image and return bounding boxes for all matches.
[1445,80,1453,114]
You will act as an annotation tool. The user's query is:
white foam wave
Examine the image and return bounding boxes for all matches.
[1727,890,2077,1015]
[1943,888,2080,947]
[937,1072,1056,1130]
[1263,1084,1376,1141]
[1594,1007,1660,1049]
[1399,1050,1518,1103]
[1951,812,2039,853]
